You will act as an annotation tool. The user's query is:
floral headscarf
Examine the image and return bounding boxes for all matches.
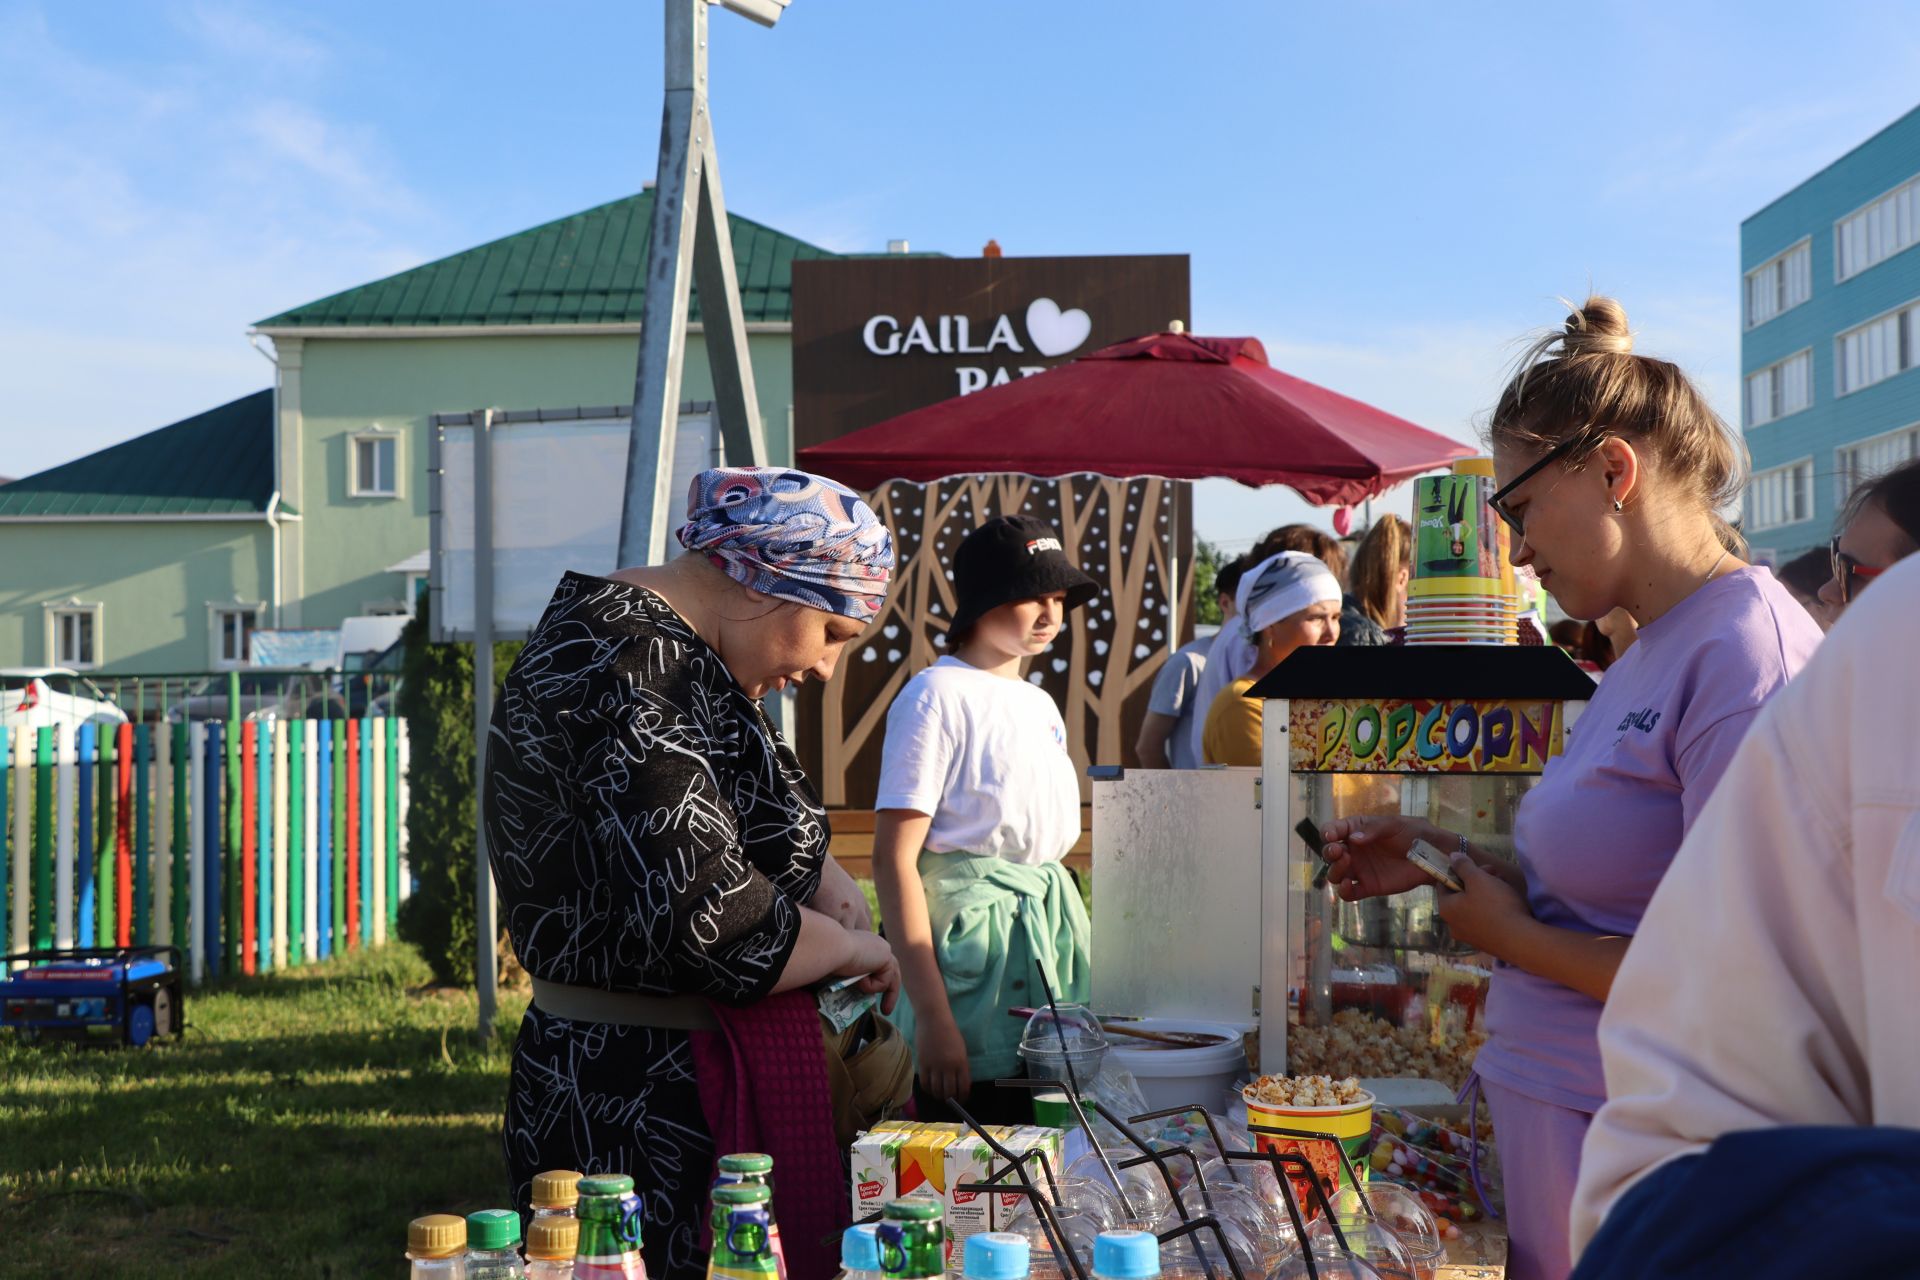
[677,467,895,621]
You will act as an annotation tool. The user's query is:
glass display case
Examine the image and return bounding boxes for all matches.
[1247,646,1594,1090]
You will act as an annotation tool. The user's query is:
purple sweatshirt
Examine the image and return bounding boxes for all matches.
[1473,568,1824,1113]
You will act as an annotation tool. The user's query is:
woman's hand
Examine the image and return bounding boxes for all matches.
[811,856,873,933]
[838,929,902,1015]
[1320,813,1448,901]
[916,1013,972,1103]
[1435,853,1532,955]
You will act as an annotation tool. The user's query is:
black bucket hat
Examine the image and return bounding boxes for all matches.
[947,514,1101,641]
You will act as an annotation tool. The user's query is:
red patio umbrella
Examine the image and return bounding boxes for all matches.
[797,330,1474,505]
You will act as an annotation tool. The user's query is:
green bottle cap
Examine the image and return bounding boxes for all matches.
[882,1198,943,1222]
[715,1183,771,1205]
[579,1174,636,1198]
[466,1210,522,1252]
[718,1153,774,1176]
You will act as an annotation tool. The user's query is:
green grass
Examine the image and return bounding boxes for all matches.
[0,944,530,1279]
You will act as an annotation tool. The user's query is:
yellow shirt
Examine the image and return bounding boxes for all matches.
[1201,677,1264,766]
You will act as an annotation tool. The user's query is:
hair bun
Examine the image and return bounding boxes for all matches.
[1562,296,1633,356]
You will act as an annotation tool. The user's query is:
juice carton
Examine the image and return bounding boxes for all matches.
[849,1123,919,1220]
[895,1126,960,1203]
[945,1126,1069,1255]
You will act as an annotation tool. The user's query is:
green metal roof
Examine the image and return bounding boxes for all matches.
[0,390,275,517]
[255,191,836,330]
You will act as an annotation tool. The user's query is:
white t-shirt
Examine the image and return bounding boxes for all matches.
[875,656,1082,865]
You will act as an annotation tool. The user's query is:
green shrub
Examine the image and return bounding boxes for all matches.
[396,599,520,986]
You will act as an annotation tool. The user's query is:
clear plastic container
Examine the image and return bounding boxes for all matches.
[465,1209,526,1280]
[408,1214,469,1279]
[1018,1004,1108,1086]
[837,1222,882,1280]
[526,1215,579,1280]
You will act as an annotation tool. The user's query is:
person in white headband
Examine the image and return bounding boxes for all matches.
[1201,551,1343,765]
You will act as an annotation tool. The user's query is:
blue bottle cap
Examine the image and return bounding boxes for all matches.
[964,1231,1031,1280]
[1093,1230,1161,1280]
[842,1223,882,1272]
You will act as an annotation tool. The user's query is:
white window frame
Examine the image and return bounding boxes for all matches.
[43,599,104,670]
[1744,237,1812,329]
[1744,456,1816,533]
[348,426,402,499]
[1834,421,1920,506]
[207,601,264,669]
[1834,172,1920,283]
[1744,348,1814,427]
[1834,296,1920,397]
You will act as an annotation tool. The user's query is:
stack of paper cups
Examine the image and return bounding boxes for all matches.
[1407,458,1518,645]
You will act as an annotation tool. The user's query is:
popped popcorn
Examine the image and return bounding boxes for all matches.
[1286,1009,1487,1092]
[1246,1073,1370,1109]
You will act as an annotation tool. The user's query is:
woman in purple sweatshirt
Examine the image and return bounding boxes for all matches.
[1321,297,1823,1280]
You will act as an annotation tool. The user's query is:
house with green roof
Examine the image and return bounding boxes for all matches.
[0,391,284,671]
[0,191,830,673]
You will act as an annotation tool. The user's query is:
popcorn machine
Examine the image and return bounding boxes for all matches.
[1244,645,1593,1090]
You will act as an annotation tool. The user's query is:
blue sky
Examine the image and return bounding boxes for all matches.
[4,1,1919,549]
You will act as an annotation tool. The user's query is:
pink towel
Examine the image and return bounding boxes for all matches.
[693,991,847,1280]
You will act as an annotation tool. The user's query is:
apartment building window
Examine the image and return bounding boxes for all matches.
[1836,174,1920,281]
[1835,301,1920,396]
[46,601,103,668]
[1745,239,1811,327]
[350,428,400,498]
[1745,458,1814,532]
[1835,423,1920,504]
[1744,349,1812,426]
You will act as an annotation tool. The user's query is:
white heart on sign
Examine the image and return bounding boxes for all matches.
[883,625,899,639]
[1052,659,1069,674]
[1026,298,1092,358]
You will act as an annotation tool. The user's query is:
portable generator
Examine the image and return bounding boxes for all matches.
[0,945,184,1047]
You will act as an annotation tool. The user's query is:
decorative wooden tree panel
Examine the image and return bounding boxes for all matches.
[801,474,1191,809]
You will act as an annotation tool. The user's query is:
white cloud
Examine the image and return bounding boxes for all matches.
[0,9,436,476]
[178,1,328,70]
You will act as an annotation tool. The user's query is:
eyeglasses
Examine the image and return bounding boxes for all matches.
[1487,428,1603,535]
[1829,539,1888,604]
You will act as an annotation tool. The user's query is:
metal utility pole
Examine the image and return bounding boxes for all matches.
[617,0,772,569]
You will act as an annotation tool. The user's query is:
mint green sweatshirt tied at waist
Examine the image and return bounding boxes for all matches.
[892,850,1092,1081]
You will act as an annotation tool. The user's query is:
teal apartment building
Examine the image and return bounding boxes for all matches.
[1742,103,1920,562]
[0,193,828,674]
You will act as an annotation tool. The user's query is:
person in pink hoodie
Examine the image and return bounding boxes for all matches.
[1320,297,1823,1280]
[1571,553,1920,1269]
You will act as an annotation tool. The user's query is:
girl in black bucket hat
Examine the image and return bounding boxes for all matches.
[871,514,1099,1123]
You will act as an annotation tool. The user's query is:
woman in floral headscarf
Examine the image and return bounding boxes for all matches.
[486,468,899,1280]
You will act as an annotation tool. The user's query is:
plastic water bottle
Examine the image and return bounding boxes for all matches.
[408,1214,468,1279]
[837,1223,883,1280]
[1092,1232,1160,1280]
[965,1232,1032,1280]
[715,1154,787,1280]
[466,1210,527,1279]
[575,1174,648,1280]
[533,1170,584,1220]
[526,1215,580,1280]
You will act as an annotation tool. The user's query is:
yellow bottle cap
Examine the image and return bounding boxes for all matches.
[528,1215,581,1260]
[532,1169,584,1210]
[408,1214,468,1259]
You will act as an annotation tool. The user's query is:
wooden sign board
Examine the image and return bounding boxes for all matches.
[792,255,1193,808]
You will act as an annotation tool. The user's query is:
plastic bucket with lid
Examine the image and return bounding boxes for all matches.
[1242,1086,1374,1218]
[1100,1018,1249,1115]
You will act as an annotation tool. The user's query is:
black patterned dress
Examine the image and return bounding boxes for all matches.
[484,572,827,1280]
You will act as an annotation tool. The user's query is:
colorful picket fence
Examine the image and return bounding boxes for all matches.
[0,716,410,984]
